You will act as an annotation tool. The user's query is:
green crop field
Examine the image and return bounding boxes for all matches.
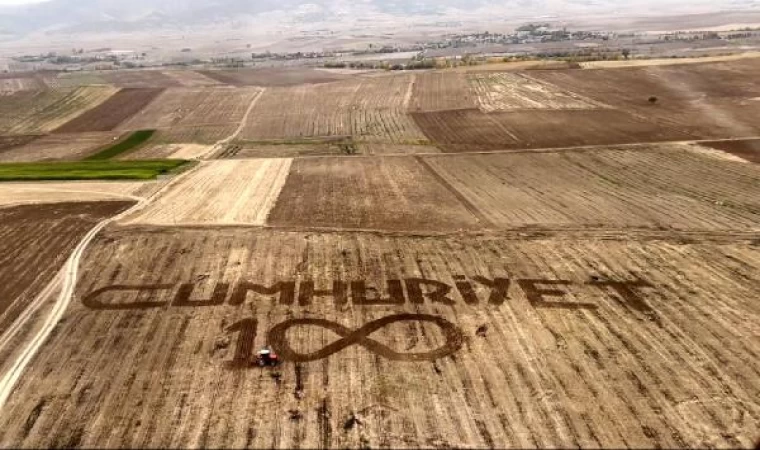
[85,129,156,160]
[0,159,187,181]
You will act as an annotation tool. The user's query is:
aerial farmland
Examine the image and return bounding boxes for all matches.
[0,55,758,450]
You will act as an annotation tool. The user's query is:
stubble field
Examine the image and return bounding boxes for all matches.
[0,227,757,448]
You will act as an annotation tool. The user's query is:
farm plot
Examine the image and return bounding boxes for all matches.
[198,67,348,87]
[0,201,133,334]
[0,135,38,152]
[468,72,605,111]
[239,75,426,144]
[0,78,44,95]
[0,180,154,206]
[124,159,292,225]
[100,70,181,88]
[0,227,758,448]
[0,132,123,162]
[120,143,213,160]
[0,86,118,135]
[53,88,165,133]
[412,108,693,152]
[160,70,223,87]
[409,71,478,112]
[530,60,760,139]
[119,87,261,130]
[420,144,760,230]
[700,139,760,163]
[267,157,482,231]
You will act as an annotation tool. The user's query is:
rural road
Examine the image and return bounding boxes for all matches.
[0,90,268,409]
[0,165,201,410]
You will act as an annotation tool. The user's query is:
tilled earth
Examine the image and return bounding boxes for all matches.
[0,226,758,448]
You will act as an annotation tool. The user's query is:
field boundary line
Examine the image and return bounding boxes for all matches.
[414,155,494,227]
[199,88,266,160]
[0,164,202,410]
[225,136,760,160]
[111,222,760,242]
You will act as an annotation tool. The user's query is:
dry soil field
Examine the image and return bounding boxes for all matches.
[198,68,349,87]
[239,75,426,145]
[0,201,133,334]
[0,227,757,448]
[53,88,165,133]
[0,86,118,135]
[119,87,261,131]
[0,132,123,162]
[0,60,759,449]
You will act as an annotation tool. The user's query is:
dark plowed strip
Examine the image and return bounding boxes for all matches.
[0,201,135,332]
[701,139,760,163]
[414,155,495,227]
[53,88,164,133]
[0,135,39,152]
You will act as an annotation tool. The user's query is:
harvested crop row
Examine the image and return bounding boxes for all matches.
[53,88,165,133]
[0,227,757,448]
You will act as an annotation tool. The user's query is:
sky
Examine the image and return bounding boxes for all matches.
[0,0,46,5]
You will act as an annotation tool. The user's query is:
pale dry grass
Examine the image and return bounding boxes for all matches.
[124,159,292,225]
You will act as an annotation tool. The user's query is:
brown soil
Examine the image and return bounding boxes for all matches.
[412,108,693,152]
[701,139,760,163]
[0,201,134,334]
[100,70,181,88]
[0,135,39,152]
[267,156,483,231]
[53,88,165,133]
[198,68,349,87]
[0,132,124,162]
[118,87,260,130]
[0,226,757,448]
[420,144,760,230]
[239,75,425,143]
[409,72,478,112]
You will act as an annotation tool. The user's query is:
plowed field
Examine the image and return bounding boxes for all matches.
[267,157,483,231]
[0,86,118,135]
[0,132,123,162]
[124,159,292,225]
[54,88,165,133]
[0,227,757,448]
[529,59,760,139]
[0,201,133,334]
[409,72,478,112]
[198,68,348,87]
[412,109,692,152]
[419,144,760,230]
[701,139,760,163]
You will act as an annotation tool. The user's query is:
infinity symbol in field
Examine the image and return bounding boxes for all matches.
[268,314,464,362]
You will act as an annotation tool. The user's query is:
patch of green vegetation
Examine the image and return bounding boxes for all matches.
[86,129,156,161]
[0,160,188,182]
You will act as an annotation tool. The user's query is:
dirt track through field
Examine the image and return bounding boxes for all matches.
[0,227,757,448]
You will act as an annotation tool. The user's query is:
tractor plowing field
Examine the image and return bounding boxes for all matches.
[0,59,758,448]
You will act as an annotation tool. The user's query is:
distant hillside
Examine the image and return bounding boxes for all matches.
[0,0,755,37]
